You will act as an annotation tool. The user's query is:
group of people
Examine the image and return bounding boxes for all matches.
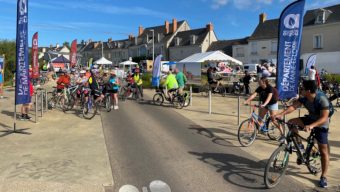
[244,76,331,188]
[256,63,276,78]
[161,68,187,100]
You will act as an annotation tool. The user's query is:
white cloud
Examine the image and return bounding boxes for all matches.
[210,0,274,10]
[211,0,229,9]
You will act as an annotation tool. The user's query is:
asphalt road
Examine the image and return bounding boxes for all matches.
[101,98,305,192]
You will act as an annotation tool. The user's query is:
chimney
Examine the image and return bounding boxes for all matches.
[259,13,267,24]
[172,18,177,33]
[206,22,213,31]
[128,34,134,40]
[165,20,169,34]
[94,42,99,48]
[138,25,144,36]
[108,38,112,43]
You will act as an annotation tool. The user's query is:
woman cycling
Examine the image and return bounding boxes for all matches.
[244,77,284,142]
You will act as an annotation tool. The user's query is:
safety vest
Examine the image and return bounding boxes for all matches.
[134,74,143,85]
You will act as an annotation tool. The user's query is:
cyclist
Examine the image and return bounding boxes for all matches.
[274,80,330,188]
[88,69,104,103]
[244,77,284,140]
[175,68,187,95]
[207,67,222,92]
[163,70,178,101]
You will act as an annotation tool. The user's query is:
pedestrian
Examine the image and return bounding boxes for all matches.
[174,68,187,95]
[262,64,271,77]
[107,71,120,110]
[0,64,4,99]
[20,74,34,120]
[308,65,316,81]
[243,70,251,95]
[133,68,143,100]
[256,65,263,80]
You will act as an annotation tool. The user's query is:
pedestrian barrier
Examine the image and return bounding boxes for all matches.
[34,88,48,123]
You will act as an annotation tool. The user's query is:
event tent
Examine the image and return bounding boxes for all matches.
[93,57,112,65]
[51,55,70,71]
[119,60,138,66]
[179,51,242,65]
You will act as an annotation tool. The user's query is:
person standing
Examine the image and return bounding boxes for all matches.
[133,68,143,100]
[107,71,120,110]
[175,68,187,95]
[308,65,316,81]
[243,71,251,95]
[0,64,4,99]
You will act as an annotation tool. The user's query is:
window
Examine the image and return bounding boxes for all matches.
[271,41,277,53]
[251,42,257,54]
[236,47,244,57]
[313,35,323,49]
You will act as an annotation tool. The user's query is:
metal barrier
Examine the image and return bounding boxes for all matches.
[34,88,48,123]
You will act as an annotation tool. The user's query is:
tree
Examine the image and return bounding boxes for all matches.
[0,40,16,83]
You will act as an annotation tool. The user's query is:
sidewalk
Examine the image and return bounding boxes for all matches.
[0,84,113,192]
[144,89,340,190]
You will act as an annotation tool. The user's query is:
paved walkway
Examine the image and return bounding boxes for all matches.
[144,89,340,190]
[0,83,113,192]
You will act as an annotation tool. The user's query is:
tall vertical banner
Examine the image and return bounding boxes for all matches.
[32,32,39,79]
[15,0,30,105]
[152,55,162,87]
[276,0,305,100]
[0,57,4,72]
[70,39,77,68]
[304,54,317,75]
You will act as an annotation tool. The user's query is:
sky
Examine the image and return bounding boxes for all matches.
[1,0,340,47]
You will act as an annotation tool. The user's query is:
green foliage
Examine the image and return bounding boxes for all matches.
[324,74,340,83]
[0,40,16,82]
[142,72,152,88]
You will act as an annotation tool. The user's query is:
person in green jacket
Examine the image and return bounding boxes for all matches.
[163,70,178,101]
[175,68,187,95]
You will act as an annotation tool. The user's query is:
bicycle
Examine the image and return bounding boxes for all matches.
[120,83,139,101]
[264,118,322,188]
[237,105,284,147]
[81,89,98,120]
[152,87,184,109]
[201,80,227,97]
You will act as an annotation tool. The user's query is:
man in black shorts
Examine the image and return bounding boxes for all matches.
[274,80,330,188]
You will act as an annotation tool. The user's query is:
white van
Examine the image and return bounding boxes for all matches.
[243,64,259,74]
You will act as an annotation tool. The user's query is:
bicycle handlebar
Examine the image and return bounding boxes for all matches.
[275,118,304,130]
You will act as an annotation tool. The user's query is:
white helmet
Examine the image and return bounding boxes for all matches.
[80,70,86,74]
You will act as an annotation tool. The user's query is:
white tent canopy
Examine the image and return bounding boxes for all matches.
[179,51,243,65]
[94,57,112,65]
[119,60,138,66]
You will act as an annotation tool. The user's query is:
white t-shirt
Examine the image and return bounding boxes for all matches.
[308,69,316,80]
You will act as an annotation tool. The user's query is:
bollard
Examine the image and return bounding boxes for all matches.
[298,108,301,117]
[208,90,212,115]
[35,93,38,123]
[189,86,192,106]
[41,90,44,117]
[45,90,48,111]
[238,96,240,126]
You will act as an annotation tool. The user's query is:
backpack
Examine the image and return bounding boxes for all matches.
[314,91,334,118]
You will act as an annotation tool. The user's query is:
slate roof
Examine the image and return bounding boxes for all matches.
[304,4,340,26]
[169,28,209,47]
[248,19,279,40]
[207,37,249,55]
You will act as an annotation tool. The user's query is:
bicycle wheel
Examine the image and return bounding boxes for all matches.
[183,93,191,107]
[264,144,290,188]
[306,145,322,175]
[83,98,97,119]
[219,86,226,97]
[237,118,257,147]
[153,93,164,105]
[172,95,184,109]
[105,95,112,112]
[119,87,127,101]
[266,118,283,140]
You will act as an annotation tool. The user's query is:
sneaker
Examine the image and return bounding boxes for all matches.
[319,177,328,188]
[278,135,286,143]
[114,105,119,110]
[110,105,114,109]
[25,114,32,120]
[20,114,26,121]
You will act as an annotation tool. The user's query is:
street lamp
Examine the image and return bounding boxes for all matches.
[150,29,154,62]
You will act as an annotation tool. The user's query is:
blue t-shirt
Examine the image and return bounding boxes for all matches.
[109,77,119,90]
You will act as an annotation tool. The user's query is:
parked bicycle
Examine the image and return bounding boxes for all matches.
[264,118,322,188]
[152,87,185,109]
[120,83,139,101]
[237,104,284,147]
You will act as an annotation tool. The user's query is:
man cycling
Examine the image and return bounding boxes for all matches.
[163,70,178,101]
[175,68,187,95]
[274,80,330,188]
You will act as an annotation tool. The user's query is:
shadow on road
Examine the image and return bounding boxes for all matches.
[188,151,267,190]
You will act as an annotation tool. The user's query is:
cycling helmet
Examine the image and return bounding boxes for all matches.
[80,70,86,74]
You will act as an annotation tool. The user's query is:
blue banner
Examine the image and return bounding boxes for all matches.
[15,0,30,105]
[152,55,162,87]
[0,57,3,71]
[276,0,305,100]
